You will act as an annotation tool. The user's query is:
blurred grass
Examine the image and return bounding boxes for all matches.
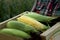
[0,0,35,22]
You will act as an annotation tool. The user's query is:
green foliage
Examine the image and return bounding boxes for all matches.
[0,0,34,22]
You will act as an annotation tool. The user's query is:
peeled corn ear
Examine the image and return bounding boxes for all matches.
[17,15,48,32]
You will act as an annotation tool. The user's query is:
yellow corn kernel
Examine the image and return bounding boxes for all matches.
[17,15,47,31]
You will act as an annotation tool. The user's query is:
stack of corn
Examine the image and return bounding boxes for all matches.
[17,11,55,32]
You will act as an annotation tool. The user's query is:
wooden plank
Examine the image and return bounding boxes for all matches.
[40,22,60,40]
[0,34,23,40]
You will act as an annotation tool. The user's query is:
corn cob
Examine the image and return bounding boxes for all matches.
[7,21,38,33]
[17,15,48,32]
[0,28,31,39]
[24,12,56,22]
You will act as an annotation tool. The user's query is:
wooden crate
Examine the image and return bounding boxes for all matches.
[0,13,60,40]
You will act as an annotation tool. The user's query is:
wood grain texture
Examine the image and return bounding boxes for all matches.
[0,34,23,40]
[40,22,60,40]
